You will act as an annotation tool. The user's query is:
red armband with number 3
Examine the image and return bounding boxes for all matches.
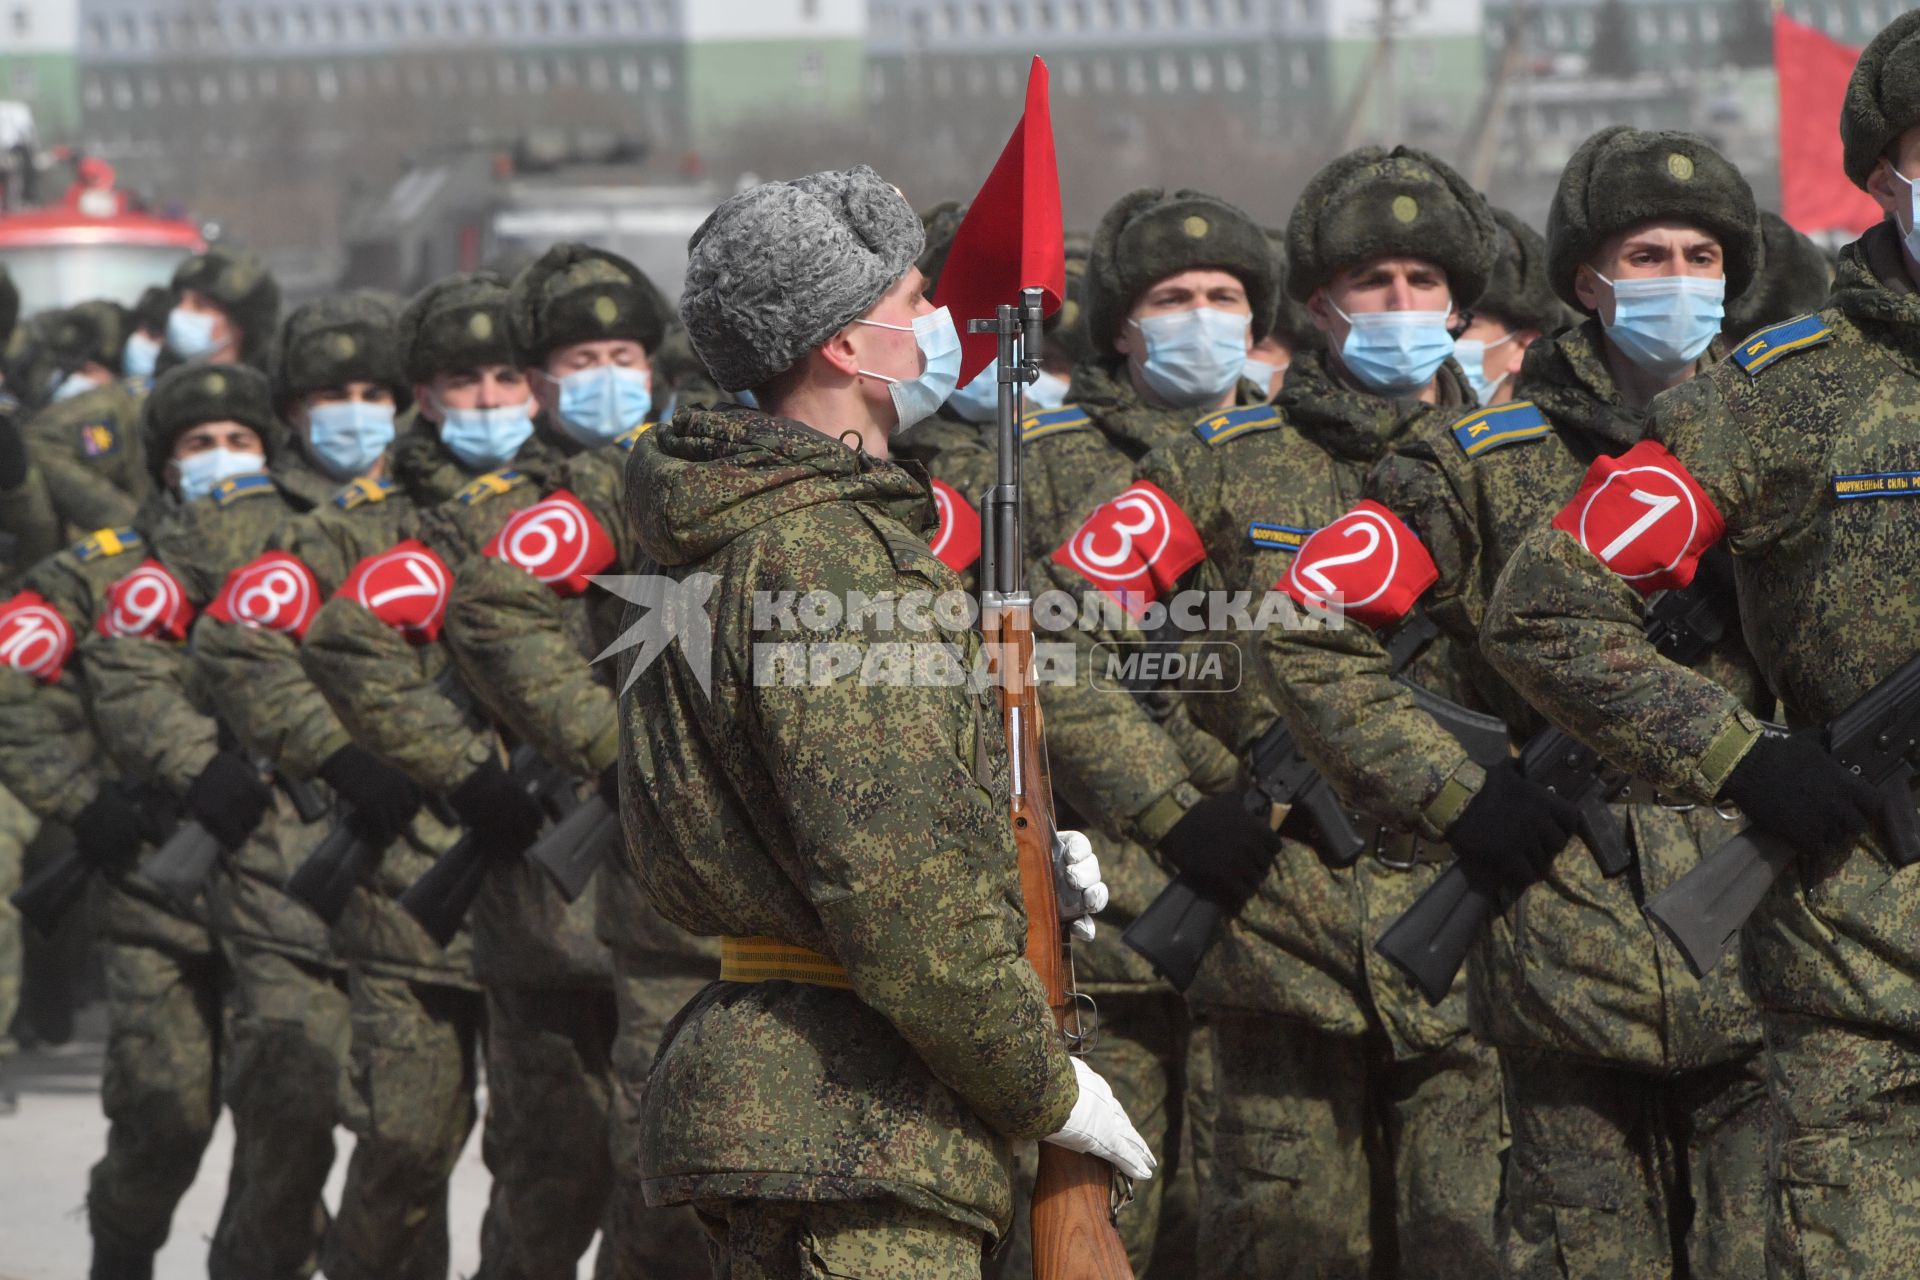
[1050,481,1206,617]
[1550,440,1725,596]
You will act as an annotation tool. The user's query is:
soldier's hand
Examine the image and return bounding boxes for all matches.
[73,781,152,866]
[1155,790,1277,904]
[1720,730,1880,859]
[1052,829,1107,942]
[185,751,274,851]
[1446,758,1579,891]
[1044,1057,1156,1181]
[448,758,545,857]
[319,744,424,847]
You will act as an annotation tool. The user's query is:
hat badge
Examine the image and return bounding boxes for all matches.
[204,372,227,394]
[1182,215,1210,240]
[329,333,357,359]
[1667,153,1695,181]
[1393,196,1420,223]
[593,295,620,327]
[468,312,494,340]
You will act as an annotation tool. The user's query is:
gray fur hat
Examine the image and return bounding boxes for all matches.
[679,165,923,391]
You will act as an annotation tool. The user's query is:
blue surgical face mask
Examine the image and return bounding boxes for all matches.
[52,370,102,403]
[306,400,396,480]
[1895,167,1920,262]
[1450,331,1516,407]
[1595,271,1725,378]
[123,331,162,379]
[855,305,963,431]
[437,398,535,471]
[166,307,221,361]
[177,446,265,503]
[1332,302,1457,396]
[1027,368,1070,412]
[734,388,760,410]
[1241,356,1281,394]
[1129,307,1251,408]
[550,364,652,445]
[946,345,1071,422]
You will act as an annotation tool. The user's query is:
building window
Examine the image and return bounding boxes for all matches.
[1157,55,1179,92]
[11,65,35,97]
[1290,50,1310,84]
[800,52,824,88]
[1060,60,1082,93]
[1091,57,1113,92]
[84,78,105,108]
[588,55,609,88]
[1221,52,1245,90]
[1190,54,1212,91]
[229,69,250,100]
[114,77,135,109]
[258,67,280,95]
[651,58,672,89]
[317,66,339,100]
[998,59,1019,93]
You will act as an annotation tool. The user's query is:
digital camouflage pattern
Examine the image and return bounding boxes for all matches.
[694,1195,985,1280]
[618,406,1076,1240]
[1482,223,1920,1274]
[0,451,62,589]
[21,376,152,538]
[0,780,35,1062]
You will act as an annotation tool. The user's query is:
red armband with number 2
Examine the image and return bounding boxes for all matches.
[1550,440,1725,596]
[482,490,616,596]
[1277,500,1438,631]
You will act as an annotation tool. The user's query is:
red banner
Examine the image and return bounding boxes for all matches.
[1776,13,1881,237]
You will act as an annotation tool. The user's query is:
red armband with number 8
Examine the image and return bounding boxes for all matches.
[206,552,322,639]
[1550,440,1725,596]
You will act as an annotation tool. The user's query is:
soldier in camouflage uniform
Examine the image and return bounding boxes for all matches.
[82,362,350,1279]
[1451,209,1573,409]
[22,250,278,538]
[1064,147,1505,1279]
[1722,210,1835,345]
[1263,129,1775,1278]
[189,290,506,1280]
[298,244,676,1277]
[439,247,719,1280]
[623,161,1149,1279]
[1482,16,1920,1275]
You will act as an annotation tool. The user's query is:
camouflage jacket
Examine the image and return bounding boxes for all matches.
[21,376,153,538]
[299,423,612,990]
[1021,357,1261,989]
[82,464,343,967]
[192,427,480,989]
[0,459,61,591]
[440,425,716,978]
[620,406,1075,1236]
[1272,320,1763,1069]
[1483,224,1920,1041]
[1131,350,1478,1055]
[891,408,994,595]
[0,513,211,954]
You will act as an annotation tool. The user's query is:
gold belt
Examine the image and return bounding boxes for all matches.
[718,936,852,990]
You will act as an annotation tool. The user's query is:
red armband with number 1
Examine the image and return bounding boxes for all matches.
[1550,440,1725,596]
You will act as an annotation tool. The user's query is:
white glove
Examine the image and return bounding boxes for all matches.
[1053,828,1107,943]
[1043,1057,1156,1182]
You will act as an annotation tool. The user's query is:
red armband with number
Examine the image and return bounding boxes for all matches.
[1277,500,1438,631]
[206,552,322,639]
[1550,440,1725,596]
[481,490,616,597]
[1050,481,1206,617]
[0,591,77,682]
[97,559,195,641]
[928,477,982,573]
[337,539,453,643]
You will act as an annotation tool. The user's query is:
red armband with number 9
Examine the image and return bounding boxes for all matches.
[337,539,453,643]
[98,559,195,641]
[482,490,616,597]
[1549,440,1725,596]
[206,552,322,639]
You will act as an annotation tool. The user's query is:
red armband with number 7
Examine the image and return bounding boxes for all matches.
[338,539,454,643]
[1550,440,1725,596]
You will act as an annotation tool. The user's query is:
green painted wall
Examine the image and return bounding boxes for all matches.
[684,38,864,139]
[1,54,81,140]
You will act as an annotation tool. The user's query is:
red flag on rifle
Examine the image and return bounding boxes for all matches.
[933,57,1066,385]
[1775,12,1881,238]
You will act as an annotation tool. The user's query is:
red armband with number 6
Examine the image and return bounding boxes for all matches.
[1549,440,1725,596]
[482,490,616,597]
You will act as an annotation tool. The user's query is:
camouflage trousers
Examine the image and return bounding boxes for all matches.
[1498,1047,1770,1280]
[321,968,493,1280]
[87,932,222,1261]
[608,959,720,1280]
[1199,1014,1504,1280]
[208,943,351,1280]
[694,1195,984,1280]
[0,780,34,1058]
[1762,1012,1920,1279]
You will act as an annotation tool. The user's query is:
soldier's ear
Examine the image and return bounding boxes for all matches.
[1865,156,1905,224]
[817,328,862,381]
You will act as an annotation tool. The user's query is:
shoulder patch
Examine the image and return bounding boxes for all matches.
[615,422,657,451]
[1019,404,1092,443]
[122,375,153,396]
[1731,314,1833,376]
[71,526,143,563]
[1195,404,1284,447]
[1247,521,1315,553]
[1451,401,1550,458]
[454,468,527,506]
[210,473,277,507]
[333,476,395,510]
[78,421,120,458]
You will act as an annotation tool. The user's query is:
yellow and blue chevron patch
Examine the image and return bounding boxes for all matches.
[1195,404,1284,448]
[455,469,525,505]
[333,476,395,510]
[1248,521,1314,553]
[1451,401,1549,458]
[1732,314,1832,376]
[1019,405,1092,443]
[211,473,276,507]
[615,421,657,451]
[72,526,142,562]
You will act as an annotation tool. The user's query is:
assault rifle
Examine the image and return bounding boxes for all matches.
[1644,650,1920,978]
[10,781,176,934]
[977,287,1136,1279]
[1374,563,1736,1004]
[142,752,327,909]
